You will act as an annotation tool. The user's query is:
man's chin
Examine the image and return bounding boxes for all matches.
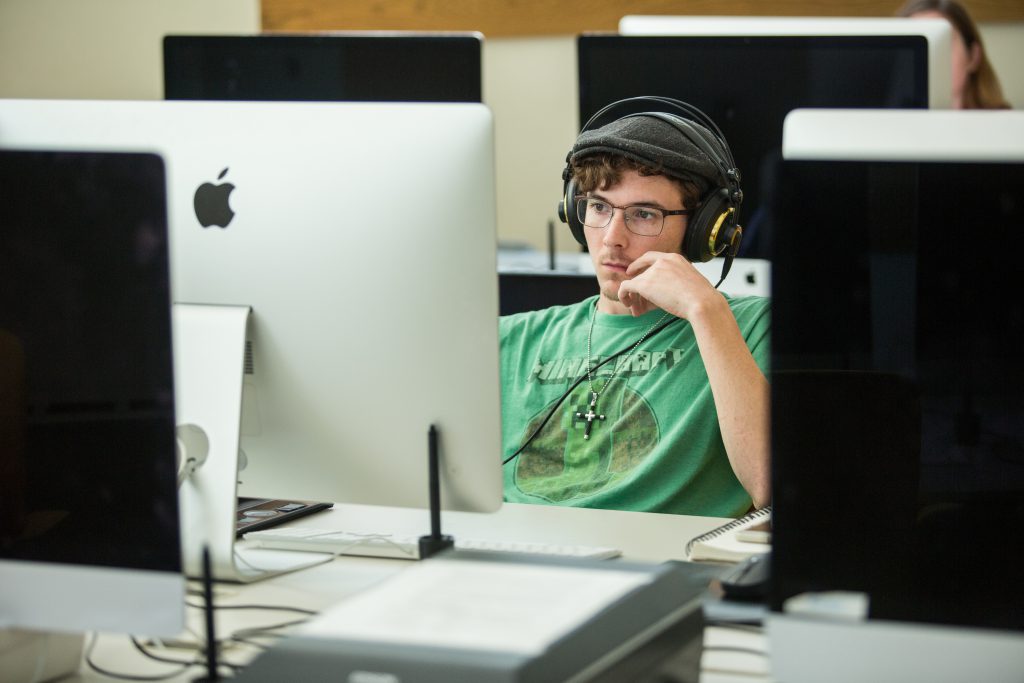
[600,281,622,303]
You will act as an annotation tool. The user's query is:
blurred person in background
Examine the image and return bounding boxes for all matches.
[897,0,1011,109]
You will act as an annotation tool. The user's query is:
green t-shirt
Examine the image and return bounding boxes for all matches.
[500,294,770,517]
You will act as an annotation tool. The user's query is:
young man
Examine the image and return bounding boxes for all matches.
[500,110,770,517]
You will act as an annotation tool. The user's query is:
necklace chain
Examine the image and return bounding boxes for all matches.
[586,304,671,398]
[575,303,672,440]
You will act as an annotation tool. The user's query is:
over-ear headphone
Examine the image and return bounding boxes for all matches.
[558,96,744,274]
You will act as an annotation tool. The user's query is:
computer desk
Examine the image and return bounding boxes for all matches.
[72,503,771,682]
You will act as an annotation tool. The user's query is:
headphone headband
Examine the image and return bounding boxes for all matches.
[626,111,736,192]
[581,96,736,171]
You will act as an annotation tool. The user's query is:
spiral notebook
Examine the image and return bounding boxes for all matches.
[686,506,772,563]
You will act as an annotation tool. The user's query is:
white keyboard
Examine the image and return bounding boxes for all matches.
[243,526,622,561]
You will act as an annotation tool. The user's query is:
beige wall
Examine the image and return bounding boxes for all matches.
[483,36,581,254]
[976,23,1024,106]
[0,0,261,100]
[1,1,1021,252]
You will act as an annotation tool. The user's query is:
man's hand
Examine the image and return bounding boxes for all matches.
[618,251,719,318]
[619,250,771,508]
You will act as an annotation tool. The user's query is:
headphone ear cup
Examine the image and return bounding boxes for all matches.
[683,188,735,262]
[560,179,587,247]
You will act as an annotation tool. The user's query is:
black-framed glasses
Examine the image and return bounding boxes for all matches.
[575,196,692,237]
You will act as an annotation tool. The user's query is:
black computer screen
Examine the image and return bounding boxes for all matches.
[498,272,599,315]
[164,34,482,103]
[577,35,928,259]
[767,158,1024,632]
[0,150,180,571]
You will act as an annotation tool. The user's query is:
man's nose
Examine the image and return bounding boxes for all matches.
[602,209,630,246]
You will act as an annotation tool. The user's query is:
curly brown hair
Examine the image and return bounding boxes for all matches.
[570,154,702,210]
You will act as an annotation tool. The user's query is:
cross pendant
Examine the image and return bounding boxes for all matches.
[575,391,606,440]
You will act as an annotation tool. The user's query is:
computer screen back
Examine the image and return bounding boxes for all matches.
[617,15,952,110]
[577,35,928,259]
[164,33,482,103]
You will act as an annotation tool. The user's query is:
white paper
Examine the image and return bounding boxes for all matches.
[300,559,654,655]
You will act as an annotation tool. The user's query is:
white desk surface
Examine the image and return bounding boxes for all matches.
[63,502,771,682]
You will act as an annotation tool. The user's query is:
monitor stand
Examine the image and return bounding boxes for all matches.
[173,304,332,583]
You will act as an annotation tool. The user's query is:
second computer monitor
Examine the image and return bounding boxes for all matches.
[576,34,929,259]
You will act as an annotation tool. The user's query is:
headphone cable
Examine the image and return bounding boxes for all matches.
[502,315,679,466]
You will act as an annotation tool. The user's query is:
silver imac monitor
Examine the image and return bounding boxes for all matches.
[617,15,953,109]
[767,108,1024,682]
[0,99,504,577]
[0,149,185,669]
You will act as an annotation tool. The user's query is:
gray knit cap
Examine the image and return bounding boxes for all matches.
[569,114,721,195]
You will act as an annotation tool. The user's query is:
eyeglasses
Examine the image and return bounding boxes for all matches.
[575,196,692,237]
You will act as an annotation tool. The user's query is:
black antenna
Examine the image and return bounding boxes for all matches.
[192,545,223,681]
[547,219,556,271]
[418,424,454,559]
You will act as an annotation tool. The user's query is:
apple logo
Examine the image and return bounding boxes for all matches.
[193,167,236,228]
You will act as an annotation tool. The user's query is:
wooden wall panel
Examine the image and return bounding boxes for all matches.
[262,0,1024,37]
